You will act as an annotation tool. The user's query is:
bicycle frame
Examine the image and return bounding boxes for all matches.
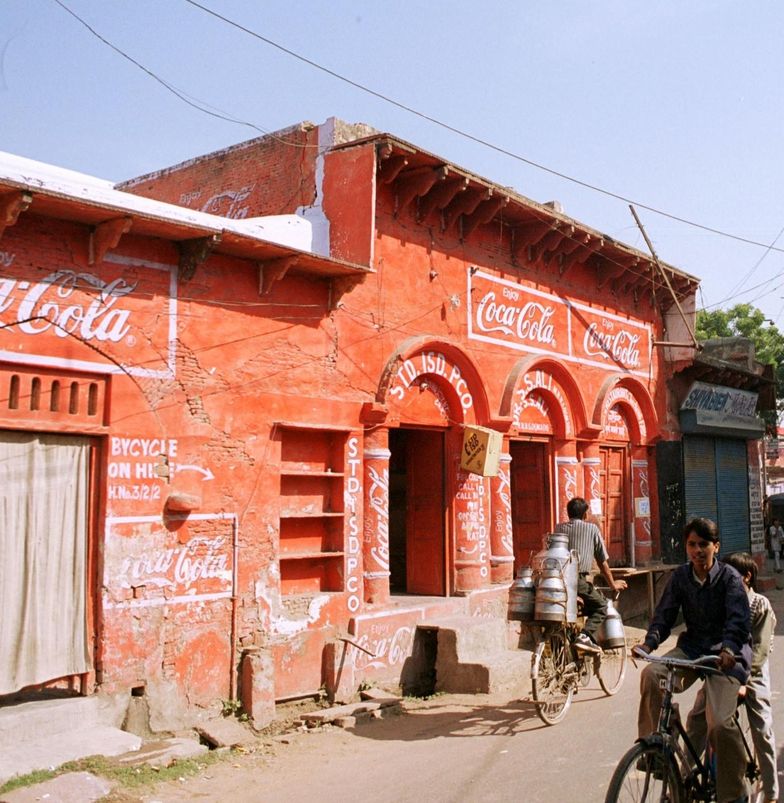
[609,650,760,802]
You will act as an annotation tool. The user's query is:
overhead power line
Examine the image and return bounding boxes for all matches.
[51,0,784,263]
[183,0,784,255]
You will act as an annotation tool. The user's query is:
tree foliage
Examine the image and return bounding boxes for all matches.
[696,303,784,418]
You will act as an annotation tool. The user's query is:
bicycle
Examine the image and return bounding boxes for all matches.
[529,588,627,726]
[605,650,761,803]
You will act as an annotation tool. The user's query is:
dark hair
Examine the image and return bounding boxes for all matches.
[723,552,757,590]
[566,497,589,520]
[684,517,720,544]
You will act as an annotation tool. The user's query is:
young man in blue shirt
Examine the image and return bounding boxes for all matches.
[635,517,752,803]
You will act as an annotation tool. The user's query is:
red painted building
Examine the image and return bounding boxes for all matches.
[1,119,702,726]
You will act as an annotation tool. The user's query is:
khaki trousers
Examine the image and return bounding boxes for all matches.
[637,647,745,803]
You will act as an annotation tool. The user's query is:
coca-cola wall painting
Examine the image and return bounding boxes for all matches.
[104,513,235,609]
[467,269,651,377]
[0,252,178,380]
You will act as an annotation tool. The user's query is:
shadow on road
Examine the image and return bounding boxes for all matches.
[348,688,612,742]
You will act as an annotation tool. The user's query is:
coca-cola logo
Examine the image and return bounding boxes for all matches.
[583,322,641,368]
[119,535,231,593]
[475,292,556,346]
[0,270,137,343]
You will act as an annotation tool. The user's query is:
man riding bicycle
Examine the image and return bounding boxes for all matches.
[554,496,627,653]
[634,517,752,803]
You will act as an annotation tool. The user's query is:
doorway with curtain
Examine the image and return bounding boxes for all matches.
[0,431,92,696]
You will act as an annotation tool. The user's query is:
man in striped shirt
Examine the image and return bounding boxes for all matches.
[554,496,627,653]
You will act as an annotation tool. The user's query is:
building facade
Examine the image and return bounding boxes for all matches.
[1,118,710,725]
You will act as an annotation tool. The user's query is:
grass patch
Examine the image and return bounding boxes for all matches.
[0,751,225,796]
[0,768,58,795]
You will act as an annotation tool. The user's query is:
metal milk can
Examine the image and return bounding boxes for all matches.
[544,533,579,623]
[507,567,535,622]
[534,557,568,622]
[596,596,626,649]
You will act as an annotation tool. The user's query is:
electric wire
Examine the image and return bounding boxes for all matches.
[49,0,784,259]
[182,0,784,256]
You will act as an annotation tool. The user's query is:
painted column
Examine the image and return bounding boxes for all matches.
[581,442,602,524]
[554,442,580,524]
[454,455,491,594]
[631,447,653,564]
[490,452,514,583]
[363,429,391,604]
[345,432,364,615]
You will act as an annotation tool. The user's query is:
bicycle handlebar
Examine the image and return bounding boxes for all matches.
[631,647,722,673]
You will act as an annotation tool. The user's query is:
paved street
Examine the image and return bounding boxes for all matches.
[136,575,784,803]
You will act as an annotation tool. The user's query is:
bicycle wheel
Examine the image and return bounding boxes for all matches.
[605,742,682,803]
[531,628,574,726]
[737,704,764,803]
[597,641,628,696]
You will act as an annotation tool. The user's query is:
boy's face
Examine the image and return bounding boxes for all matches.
[685,531,719,574]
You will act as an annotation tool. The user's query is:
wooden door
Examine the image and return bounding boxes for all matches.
[510,441,550,571]
[601,446,627,564]
[405,429,446,595]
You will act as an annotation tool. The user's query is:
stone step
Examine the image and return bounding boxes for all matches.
[0,771,114,803]
[0,695,125,745]
[435,649,531,695]
[425,616,509,662]
[0,725,141,786]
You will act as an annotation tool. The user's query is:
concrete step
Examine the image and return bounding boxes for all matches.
[0,725,141,785]
[423,616,532,695]
[0,695,126,744]
[0,771,114,803]
[426,615,508,662]
[435,650,530,695]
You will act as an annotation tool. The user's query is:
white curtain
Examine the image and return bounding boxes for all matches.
[0,432,91,694]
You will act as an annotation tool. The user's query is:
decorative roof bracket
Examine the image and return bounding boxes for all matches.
[258,256,299,295]
[0,191,32,241]
[88,216,132,265]
[178,234,221,282]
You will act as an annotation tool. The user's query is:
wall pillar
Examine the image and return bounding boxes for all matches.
[554,441,580,524]
[632,447,653,564]
[489,452,514,583]
[453,447,491,594]
[581,441,602,522]
[363,429,391,604]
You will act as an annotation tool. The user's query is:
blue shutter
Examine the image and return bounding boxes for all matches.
[683,437,718,523]
[715,438,749,554]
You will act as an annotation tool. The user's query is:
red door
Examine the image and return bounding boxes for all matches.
[600,446,627,564]
[510,441,550,571]
[406,429,446,595]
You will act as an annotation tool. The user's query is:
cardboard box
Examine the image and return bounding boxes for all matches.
[460,425,502,477]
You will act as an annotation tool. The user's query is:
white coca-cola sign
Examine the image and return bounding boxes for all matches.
[105,515,234,607]
[0,270,136,341]
[583,322,641,368]
[467,269,651,376]
[0,258,177,379]
[475,293,557,347]
[468,272,566,355]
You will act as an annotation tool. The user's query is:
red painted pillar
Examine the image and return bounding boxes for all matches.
[554,441,580,525]
[632,447,653,564]
[453,451,491,594]
[581,442,602,522]
[490,452,514,584]
[362,429,391,604]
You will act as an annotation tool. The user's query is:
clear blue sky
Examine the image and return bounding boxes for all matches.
[2,1,784,323]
